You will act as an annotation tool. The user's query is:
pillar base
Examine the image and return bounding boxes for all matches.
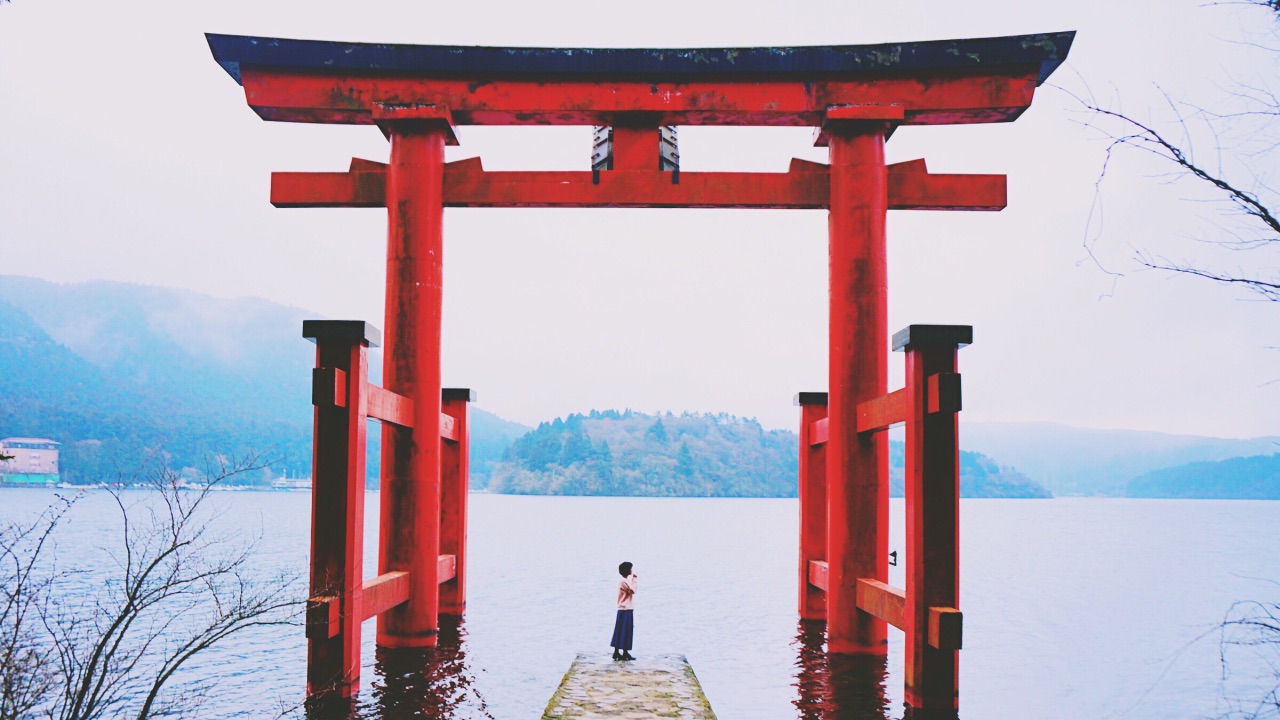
[376,632,439,649]
[903,704,959,720]
[826,638,888,656]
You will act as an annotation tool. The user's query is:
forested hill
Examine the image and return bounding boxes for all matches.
[490,410,797,497]
[489,410,1052,498]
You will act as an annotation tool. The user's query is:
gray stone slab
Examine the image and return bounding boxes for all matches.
[542,653,717,720]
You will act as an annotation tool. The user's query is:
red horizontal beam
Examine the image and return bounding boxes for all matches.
[367,385,413,427]
[810,417,829,446]
[241,69,1039,127]
[437,554,457,583]
[360,571,410,621]
[315,369,415,427]
[856,578,906,631]
[857,388,907,433]
[807,559,829,591]
[272,158,1004,211]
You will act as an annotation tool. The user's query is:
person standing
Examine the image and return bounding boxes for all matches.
[610,561,638,661]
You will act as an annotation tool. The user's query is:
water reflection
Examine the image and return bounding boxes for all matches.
[364,616,493,720]
[792,620,892,720]
[305,616,492,720]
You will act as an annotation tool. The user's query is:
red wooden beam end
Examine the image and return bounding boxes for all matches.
[305,595,341,640]
[927,373,962,414]
[272,170,386,208]
[312,367,348,408]
[367,385,414,427]
[439,414,458,442]
[437,554,457,583]
[855,578,907,631]
[361,571,411,621]
[928,607,963,650]
[808,560,830,591]
[811,417,829,446]
[856,388,906,433]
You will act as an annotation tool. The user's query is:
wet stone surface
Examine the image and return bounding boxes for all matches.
[541,652,718,720]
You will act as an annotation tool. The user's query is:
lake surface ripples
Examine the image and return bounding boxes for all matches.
[3,491,1277,719]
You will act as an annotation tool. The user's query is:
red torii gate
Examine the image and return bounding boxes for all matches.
[207,30,1073,718]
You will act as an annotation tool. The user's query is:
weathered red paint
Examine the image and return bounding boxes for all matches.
[797,395,829,620]
[439,390,474,616]
[825,122,890,656]
[360,571,411,621]
[269,159,1006,211]
[807,560,830,592]
[857,388,907,434]
[377,124,448,650]
[305,330,370,698]
[437,553,458,584]
[902,336,964,715]
[855,578,906,630]
[239,69,1040,127]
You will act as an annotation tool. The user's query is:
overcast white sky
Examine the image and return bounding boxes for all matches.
[2,0,1278,438]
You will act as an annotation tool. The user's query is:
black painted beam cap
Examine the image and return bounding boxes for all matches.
[442,388,477,402]
[302,320,382,348]
[794,392,829,406]
[892,324,973,352]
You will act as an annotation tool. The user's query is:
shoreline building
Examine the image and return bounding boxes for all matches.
[0,438,61,486]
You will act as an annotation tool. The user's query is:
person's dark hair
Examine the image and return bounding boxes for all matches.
[618,561,633,577]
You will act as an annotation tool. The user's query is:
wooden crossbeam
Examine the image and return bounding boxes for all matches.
[856,388,906,433]
[272,157,1005,211]
[807,559,829,591]
[856,578,906,631]
[368,385,414,427]
[313,368,416,427]
[360,571,411,621]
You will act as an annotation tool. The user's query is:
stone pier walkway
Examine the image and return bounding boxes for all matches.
[541,653,718,720]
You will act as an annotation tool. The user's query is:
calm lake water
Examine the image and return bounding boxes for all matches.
[3,490,1278,719]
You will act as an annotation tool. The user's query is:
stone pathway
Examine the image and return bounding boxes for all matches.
[541,652,718,720]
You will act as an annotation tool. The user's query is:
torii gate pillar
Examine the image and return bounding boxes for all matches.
[825,119,891,654]
[377,111,452,648]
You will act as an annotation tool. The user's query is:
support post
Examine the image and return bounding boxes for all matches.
[377,116,451,648]
[825,118,890,655]
[896,324,970,718]
[439,388,475,616]
[795,392,829,621]
[303,320,379,698]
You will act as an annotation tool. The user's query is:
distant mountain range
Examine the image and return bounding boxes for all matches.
[962,422,1280,497]
[0,275,521,486]
[1,275,1274,498]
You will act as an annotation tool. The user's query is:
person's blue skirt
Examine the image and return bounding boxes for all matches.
[610,609,634,650]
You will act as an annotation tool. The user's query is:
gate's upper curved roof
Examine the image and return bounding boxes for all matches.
[206,31,1074,87]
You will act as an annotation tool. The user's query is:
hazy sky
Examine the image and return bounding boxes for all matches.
[2,0,1277,438]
